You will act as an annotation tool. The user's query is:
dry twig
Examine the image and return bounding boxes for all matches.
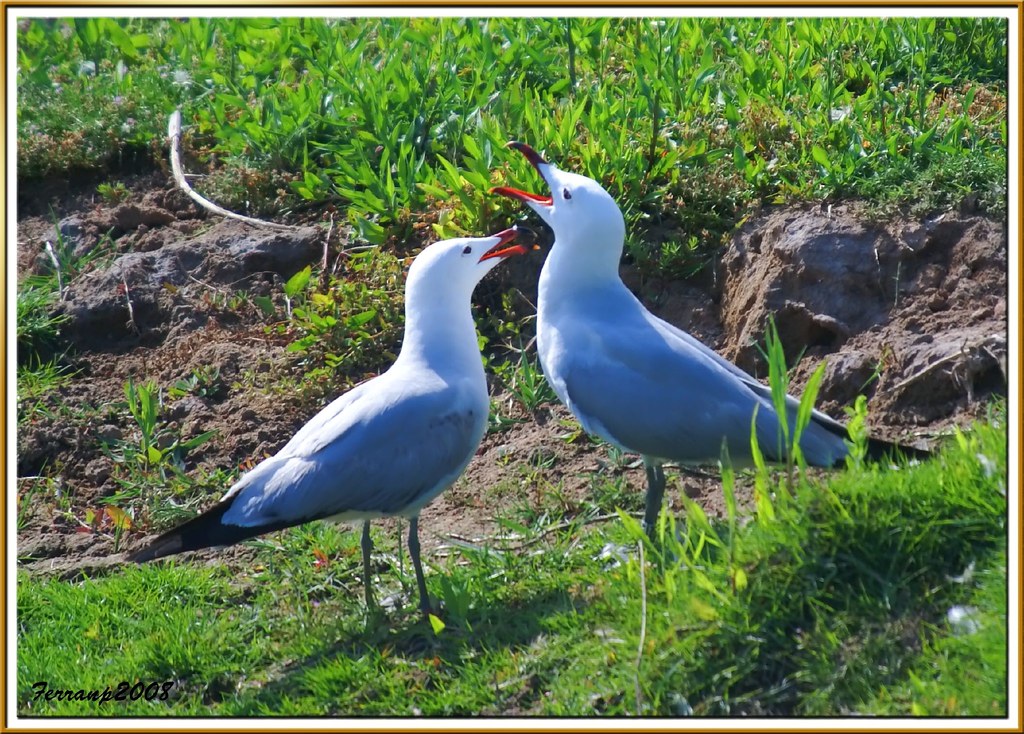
[44,241,66,301]
[892,337,1005,399]
[121,271,139,335]
[167,110,294,231]
[435,510,646,556]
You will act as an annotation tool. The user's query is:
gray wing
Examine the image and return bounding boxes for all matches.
[646,311,853,448]
[220,376,488,527]
[549,304,848,467]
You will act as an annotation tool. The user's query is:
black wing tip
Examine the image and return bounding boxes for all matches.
[126,532,188,563]
[807,410,932,466]
[863,436,932,465]
[127,500,235,564]
[127,499,304,565]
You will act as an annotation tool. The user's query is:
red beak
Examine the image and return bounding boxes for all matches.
[489,141,553,205]
[479,226,533,262]
[506,141,548,168]
[488,186,553,206]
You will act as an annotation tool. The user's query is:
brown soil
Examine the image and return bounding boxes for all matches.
[15,172,1008,579]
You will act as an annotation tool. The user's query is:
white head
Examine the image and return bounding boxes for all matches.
[404,227,531,316]
[492,142,626,280]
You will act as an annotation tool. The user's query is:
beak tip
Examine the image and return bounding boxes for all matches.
[506,140,547,167]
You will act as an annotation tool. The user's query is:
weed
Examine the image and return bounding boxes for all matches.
[16,359,74,425]
[487,398,527,434]
[492,349,557,414]
[16,276,68,365]
[96,180,129,204]
[111,378,217,480]
[123,378,161,471]
[168,365,226,400]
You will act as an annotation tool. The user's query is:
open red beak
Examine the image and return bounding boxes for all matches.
[478,225,536,262]
[489,186,553,206]
[489,141,553,206]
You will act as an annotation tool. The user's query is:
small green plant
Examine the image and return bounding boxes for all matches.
[492,349,557,414]
[96,180,129,203]
[843,394,871,468]
[282,265,312,320]
[123,378,160,470]
[718,443,747,593]
[598,444,637,474]
[16,359,75,425]
[16,478,50,532]
[745,316,829,520]
[269,249,405,391]
[168,365,226,400]
[486,398,527,434]
[436,574,474,629]
[758,317,827,485]
[117,378,216,477]
[79,505,134,553]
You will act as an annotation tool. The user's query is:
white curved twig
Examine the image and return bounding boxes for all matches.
[167,110,295,231]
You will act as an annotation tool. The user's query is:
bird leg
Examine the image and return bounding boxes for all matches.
[407,516,433,617]
[643,461,666,539]
[361,521,375,611]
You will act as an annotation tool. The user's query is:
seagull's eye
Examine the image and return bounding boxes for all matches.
[562,188,572,200]
[462,245,473,255]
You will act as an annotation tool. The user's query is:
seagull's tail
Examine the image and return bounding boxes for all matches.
[127,500,292,563]
[861,435,932,465]
[803,409,931,468]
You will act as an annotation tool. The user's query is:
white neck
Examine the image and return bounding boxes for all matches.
[539,232,626,308]
[395,291,483,377]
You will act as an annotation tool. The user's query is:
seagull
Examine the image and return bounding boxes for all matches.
[129,227,533,616]
[492,142,929,537]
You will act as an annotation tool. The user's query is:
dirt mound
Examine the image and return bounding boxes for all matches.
[719,202,1006,432]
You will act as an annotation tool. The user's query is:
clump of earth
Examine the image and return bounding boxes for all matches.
[15,170,1008,579]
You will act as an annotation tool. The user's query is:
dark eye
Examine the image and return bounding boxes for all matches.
[462,245,472,254]
[562,188,572,200]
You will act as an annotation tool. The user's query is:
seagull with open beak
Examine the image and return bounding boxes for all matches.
[130,227,533,617]
[492,142,929,538]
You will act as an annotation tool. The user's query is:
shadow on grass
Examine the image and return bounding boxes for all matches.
[233,585,581,715]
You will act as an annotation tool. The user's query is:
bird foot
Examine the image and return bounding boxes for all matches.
[419,600,440,622]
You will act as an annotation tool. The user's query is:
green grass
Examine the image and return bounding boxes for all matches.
[860,549,1007,716]
[17,16,1008,275]
[16,275,68,367]
[16,360,75,425]
[492,349,558,415]
[17,411,1006,716]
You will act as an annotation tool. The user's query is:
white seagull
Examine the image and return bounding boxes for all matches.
[130,228,533,615]
[492,142,929,537]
